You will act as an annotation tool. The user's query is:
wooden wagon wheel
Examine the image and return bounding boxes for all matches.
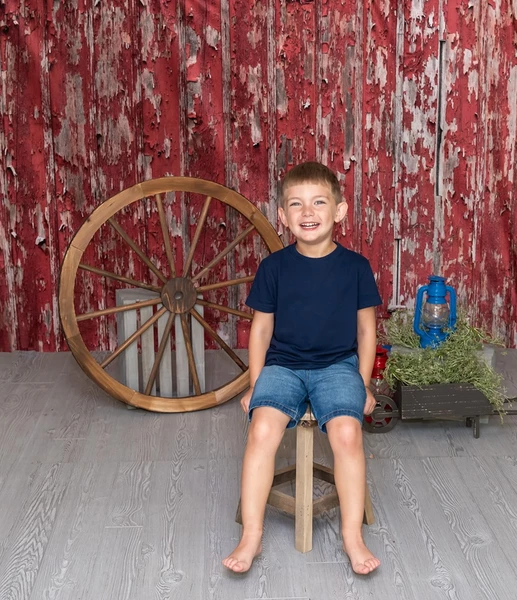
[363,395,399,433]
[59,177,283,412]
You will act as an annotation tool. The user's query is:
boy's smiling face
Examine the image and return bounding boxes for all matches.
[278,182,348,256]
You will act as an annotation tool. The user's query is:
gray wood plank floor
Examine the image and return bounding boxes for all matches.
[0,350,516,600]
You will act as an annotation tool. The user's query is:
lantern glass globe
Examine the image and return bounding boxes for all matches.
[422,302,450,329]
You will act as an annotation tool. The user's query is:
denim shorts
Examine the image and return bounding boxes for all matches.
[248,355,366,433]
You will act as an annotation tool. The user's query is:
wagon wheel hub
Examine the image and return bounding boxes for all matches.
[161,277,197,314]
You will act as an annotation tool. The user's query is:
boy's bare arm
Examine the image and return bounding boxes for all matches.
[240,310,274,412]
[357,306,377,414]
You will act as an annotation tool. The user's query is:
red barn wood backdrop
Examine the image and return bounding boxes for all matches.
[0,0,516,352]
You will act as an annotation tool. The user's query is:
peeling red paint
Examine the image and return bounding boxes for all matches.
[0,0,516,351]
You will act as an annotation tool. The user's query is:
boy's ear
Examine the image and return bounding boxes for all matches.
[334,201,348,223]
[278,206,289,228]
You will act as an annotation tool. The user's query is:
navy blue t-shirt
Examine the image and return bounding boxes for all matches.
[246,243,382,369]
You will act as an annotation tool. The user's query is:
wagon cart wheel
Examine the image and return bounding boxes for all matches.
[363,395,399,433]
[59,177,283,412]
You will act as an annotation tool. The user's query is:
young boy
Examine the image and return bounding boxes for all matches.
[222,162,382,575]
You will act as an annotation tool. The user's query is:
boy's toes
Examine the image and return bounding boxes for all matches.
[343,540,380,575]
[222,539,262,574]
[365,557,381,571]
[352,557,380,575]
[222,557,250,573]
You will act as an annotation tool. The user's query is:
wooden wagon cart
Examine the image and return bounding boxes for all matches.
[364,383,516,438]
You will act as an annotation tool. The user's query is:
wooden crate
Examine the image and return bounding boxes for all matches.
[394,383,493,438]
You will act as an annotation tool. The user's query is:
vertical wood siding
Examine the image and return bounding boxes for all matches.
[0,0,516,351]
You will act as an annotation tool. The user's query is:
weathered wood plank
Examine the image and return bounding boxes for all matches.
[361,0,398,306]
[0,383,55,462]
[26,461,119,600]
[422,456,516,600]
[106,461,153,528]
[0,462,73,599]
[466,0,517,344]
[0,4,58,351]
[371,457,489,599]
[139,459,208,599]
[0,4,19,352]
[83,527,143,600]
[398,0,441,304]
[227,0,273,348]
[275,0,318,181]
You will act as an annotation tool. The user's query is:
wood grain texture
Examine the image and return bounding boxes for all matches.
[0,352,70,383]
[139,459,208,599]
[83,527,143,600]
[0,461,50,563]
[0,383,55,462]
[26,461,119,600]
[107,462,153,528]
[455,456,517,560]
[0,462,73,599]
[0,353,516,599]
[421,457,516,600]
[369,458,484,600]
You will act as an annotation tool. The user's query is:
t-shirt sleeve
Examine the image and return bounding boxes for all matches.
[357,260,382,309]
[246,258,277,313]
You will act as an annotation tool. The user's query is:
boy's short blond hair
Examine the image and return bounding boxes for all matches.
[280,162,342,206]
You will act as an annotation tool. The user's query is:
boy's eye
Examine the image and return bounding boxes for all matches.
[314,200,326,205]
[288,201,301,207]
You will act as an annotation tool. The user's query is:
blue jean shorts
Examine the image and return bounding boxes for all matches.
[248,355,366,433]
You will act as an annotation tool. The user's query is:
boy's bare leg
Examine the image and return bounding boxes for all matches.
[326,416,380,575]
[223,407,291,573]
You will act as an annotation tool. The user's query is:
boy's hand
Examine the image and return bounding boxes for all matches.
[364,387,377,415]
[240,387,254,414]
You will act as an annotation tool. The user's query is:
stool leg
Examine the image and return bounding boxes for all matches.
[295,424,314,552]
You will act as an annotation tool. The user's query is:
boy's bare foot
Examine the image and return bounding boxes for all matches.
[222,534,262,573]
[343,537,380,575]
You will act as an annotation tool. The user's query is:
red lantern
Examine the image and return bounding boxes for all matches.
[370,346,390,396]
[364,345,399,433]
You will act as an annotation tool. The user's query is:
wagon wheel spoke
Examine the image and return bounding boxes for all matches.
[196,275,254,293]
[144,312,175,395]
[108,216,168,283]
[179,313,202,396]
[190,308,247,371]
[155,194,176,278]
[79,263,162,293]
[192,224,256,283]
[183,195,212,277]
[77,297,161,322]
[196,299,252,321]
[100,306,168,369]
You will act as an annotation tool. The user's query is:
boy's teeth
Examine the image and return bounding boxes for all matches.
[301,223,318,227]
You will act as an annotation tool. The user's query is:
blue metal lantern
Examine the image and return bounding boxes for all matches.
[413,275,457,348]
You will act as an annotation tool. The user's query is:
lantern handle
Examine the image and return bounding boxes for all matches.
[413,284,428,337]
[446,285,457,329]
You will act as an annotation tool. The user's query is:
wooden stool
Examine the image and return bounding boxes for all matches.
[237,406,375,553]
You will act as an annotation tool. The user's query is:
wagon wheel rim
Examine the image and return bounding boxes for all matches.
[59,177,283,413]
[363,395,399,433]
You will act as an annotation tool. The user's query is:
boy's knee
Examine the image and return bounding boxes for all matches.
[248,410,288,445]
[327,417,363,451]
